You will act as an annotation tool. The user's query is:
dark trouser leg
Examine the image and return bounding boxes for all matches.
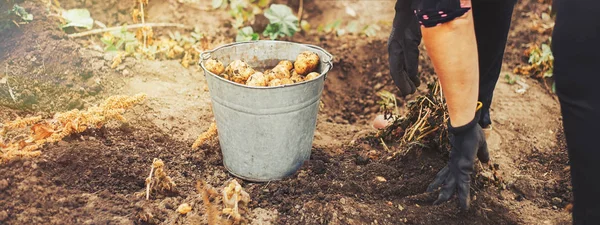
[472,0,517,128]
[552,0,600,223]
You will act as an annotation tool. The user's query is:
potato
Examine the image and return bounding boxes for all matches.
[224,60,255,84]
[205,59,225,75]
[268,78,282,87]
[291,69,299,77]
[290,74,304,83]
[272,66,291,79]
[294,51,320,75]
[305,72,320,81]
[373,114,392,129]
[246,72,268,87]
[281,78,294,85]
[264,71,276,82]
[277,60,294,71]
[264,66,290,81]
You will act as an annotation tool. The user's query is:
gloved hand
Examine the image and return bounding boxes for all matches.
[388,0,422,97]
[426,104,490,210]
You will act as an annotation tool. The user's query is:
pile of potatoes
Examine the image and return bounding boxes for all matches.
[204,51,321,87]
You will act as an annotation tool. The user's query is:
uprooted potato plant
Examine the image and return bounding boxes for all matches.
[376,81,450,154]
[144,158,178,200]
[0,93,147,163]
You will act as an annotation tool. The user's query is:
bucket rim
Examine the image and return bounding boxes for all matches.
[198,40,334,89]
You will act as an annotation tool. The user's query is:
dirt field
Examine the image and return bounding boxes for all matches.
[0,0,572,224]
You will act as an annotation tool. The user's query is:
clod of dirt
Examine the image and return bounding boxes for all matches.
[250,208,278,225]
[355,154,370,165]
[145,158,177,200]
[0,179,8,191]
[0,210,7,222]
[307,160,326,174]
[513,175,542,199]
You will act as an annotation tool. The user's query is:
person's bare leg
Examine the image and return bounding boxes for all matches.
[420,4,478,127]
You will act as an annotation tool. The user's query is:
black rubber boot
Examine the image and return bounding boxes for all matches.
[427,104,489,210]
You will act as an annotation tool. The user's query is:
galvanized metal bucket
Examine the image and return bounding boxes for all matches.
[198,40,333,182]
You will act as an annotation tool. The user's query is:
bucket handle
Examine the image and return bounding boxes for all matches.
[303,44,334,78]
[200,50,213,62]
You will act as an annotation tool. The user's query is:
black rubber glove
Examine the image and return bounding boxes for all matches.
[426,106,490,210]
[388,0,422,97]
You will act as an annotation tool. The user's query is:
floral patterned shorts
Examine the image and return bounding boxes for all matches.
[414,0,472,27]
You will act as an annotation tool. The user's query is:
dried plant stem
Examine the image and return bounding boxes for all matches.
[298,0,304,27]
[380,138,390,152]
[417,127,439,141]
[145,162,156,200]
[139,0,147,49]
[67,23,189,38]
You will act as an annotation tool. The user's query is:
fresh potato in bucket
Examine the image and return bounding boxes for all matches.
[224,60,255,84]
[205,59,225,75]
[212,51,322,87]
[305,72,320,81]
[294,51,320,75]
[246,72,268,87]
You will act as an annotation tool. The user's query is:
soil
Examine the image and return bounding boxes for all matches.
[0,0,572,224]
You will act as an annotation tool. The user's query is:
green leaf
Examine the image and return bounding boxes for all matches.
[114,39,126,50]
[100,36,114,46]
[263,23,281,39]
[552,82,556,93]
[256,0,270,8]
[61,9,94,29]
[125,42,138,54]
[212,0,224,9]
[12,4,33,22]
[301,20,311,32]
[262,4,299,39]
[362,24,381,37]
[104,44,118,52]
[346,21,359,34]
[236,26,259,42]
[504,74,519,85]
[323,19,341,33]
[191,32,202,40]
[543,68,553,78]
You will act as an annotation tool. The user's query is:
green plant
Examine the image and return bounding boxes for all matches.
[60,8,94,29]
[213,0,269,9]
[528,42,554,78]
[318,19,341,34]
[101,27,138,52]
[1,4,33,32]
[236,26,259,42]
[262,4,299,40]
[318,20,380,37]
[362,24,381,37]
[514,39,554,79]
[215,0,268,29]
[376,90,399,116]
[504,74,520,85]
[345,21,359,34]
[11,4,33,23]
